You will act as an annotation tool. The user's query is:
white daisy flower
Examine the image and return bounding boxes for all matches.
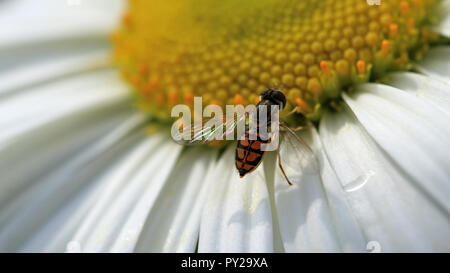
[0,0,449,253]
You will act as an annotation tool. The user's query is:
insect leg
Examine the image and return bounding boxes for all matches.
[277,143,293,186]
[291,124,313,132]
[281,107,298,119]
[279,119,313,132]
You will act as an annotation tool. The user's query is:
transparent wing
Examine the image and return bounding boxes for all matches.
[278,123,319,183]
[171,114,247,145]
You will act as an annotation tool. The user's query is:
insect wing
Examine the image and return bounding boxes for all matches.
[278,124,319,182]
[172,114,246,145]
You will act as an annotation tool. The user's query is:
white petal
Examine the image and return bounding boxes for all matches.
[0,0,125,49]
[68,137,180,253]
[0,109,138,216]
[381,72,450,116]
[0,69,131,145]
[133,148,218,252]
[431,0,450,37]
[25,132,155,252]
[198,146,274,253]
[0,49,110,96]
[50,134,162,253]
[0,70,133,214]
[320,107,450,252]
[310,129,367,252]
[108,143,191,253]
[0,113,148,252]
[415,46,450,84]
[260,152,285,252]
[344,83,450,212]
[271,130,341,252]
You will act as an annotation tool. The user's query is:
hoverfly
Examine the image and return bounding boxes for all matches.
[172,89,318,185]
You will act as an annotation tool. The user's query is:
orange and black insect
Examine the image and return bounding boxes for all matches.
[173,88,318,185]
[235,89,285,179]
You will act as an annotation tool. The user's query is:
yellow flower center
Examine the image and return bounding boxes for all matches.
[113,0,439,121]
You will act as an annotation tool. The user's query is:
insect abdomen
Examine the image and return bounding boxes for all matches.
[235,130,268,178]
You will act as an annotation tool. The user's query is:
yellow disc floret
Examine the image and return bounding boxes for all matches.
[113,0,440,121]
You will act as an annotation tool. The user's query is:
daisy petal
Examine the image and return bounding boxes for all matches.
[0,49,110,96]
[198,146,274,253]
[49,134,162,253]
[69,137,181,253]
[0,0,125,49]
[109,144,206,253]
[0,69,131,145]
[320,107,450,252]
[431,0,450,37]
[0,71,133,213]
[344,83,450,212]
[0,113,148,252]
[381,72,450,116]
[310,129,367,252]
[0,108,139,218]
[271,130,341,252]
[415,46,450,84]
[133,148,218,252]
[260,152,285,252]
[22,134,156,252]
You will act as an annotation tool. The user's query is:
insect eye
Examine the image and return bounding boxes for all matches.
[272,92,286,109]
